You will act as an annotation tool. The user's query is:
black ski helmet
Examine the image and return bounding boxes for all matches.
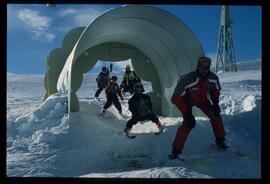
[111,76,117,81]
[134,82,144,90]
[134,82,143,89]
[102,66,107,72]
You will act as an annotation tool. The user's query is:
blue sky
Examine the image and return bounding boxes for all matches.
[7,4,261,74]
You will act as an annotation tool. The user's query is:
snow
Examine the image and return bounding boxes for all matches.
[6,60,261,178]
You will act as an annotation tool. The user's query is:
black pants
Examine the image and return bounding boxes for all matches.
[95,87,105,98]
[122,84,134,94]
[103,94,122,112]
[126,113,159,129]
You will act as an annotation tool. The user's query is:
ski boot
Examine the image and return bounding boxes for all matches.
[99,108,106,116]
[94,96,100,102]
[118,109,122,115]
[215,138,229,150]
[168,148,182,160]
[155,121,164,134]
[124,127,136,139]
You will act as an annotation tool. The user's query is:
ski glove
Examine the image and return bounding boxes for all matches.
[183,111,196,129]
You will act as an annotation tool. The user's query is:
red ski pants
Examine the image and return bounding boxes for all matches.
[172,103,225,151]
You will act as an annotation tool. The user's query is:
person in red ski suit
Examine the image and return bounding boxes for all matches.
[169,56,228,159]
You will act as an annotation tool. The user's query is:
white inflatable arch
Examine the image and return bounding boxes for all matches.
[46,5,204,116]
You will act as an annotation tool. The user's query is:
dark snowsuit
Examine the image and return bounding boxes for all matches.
[95,71,110,98]
[171,70,225,153]
[126,93,159,129]
[103,80,123,112]
[120,71,139,94]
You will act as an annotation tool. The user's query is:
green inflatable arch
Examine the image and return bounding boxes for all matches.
[45,5,205,117]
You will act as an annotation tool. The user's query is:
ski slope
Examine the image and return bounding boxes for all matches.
[6,60,261,178]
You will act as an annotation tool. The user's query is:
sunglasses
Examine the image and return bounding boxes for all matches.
[198,65,210,70]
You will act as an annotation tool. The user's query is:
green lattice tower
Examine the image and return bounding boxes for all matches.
[216,5,237,72]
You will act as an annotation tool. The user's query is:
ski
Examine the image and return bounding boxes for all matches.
[118,113,128,119]
[124,130,165,139]
[210,143,250,158]
[187,157,214,168]
[167,154,215,168]
[154,126,165,135]
[227,146,250,158]
[126,134,136,139]
[154,130,163,135]
[96,113,113,119]
[168,154,190,162]
[177,157,189,162]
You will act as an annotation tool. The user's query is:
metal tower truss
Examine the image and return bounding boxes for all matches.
[216,5,237,72]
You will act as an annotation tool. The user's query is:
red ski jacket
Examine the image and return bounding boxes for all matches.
[171,71,221,113]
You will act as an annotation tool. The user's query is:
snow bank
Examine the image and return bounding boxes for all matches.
[220,94,259,115]
[242,95,256,112]
[82,166,210,178]
[218,70,261,115]
[7,64,261,178]
[7,93,261,177]
[13,93,68,137]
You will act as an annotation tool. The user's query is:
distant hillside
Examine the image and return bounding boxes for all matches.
[211,58,261,72]
[236,58,261,71]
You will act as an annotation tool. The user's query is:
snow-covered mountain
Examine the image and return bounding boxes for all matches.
[6,59,261,178]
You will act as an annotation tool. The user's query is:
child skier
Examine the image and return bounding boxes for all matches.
[95,64,113,99]
[95,66,110,99]
[124,82,163,138]
[100,76,123,115]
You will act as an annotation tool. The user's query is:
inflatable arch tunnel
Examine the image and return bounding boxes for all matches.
[44,5,205,117]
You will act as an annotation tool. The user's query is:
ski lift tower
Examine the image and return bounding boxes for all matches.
[216,5,237,72]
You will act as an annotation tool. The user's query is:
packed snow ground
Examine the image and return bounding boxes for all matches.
[6,61,261,178]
